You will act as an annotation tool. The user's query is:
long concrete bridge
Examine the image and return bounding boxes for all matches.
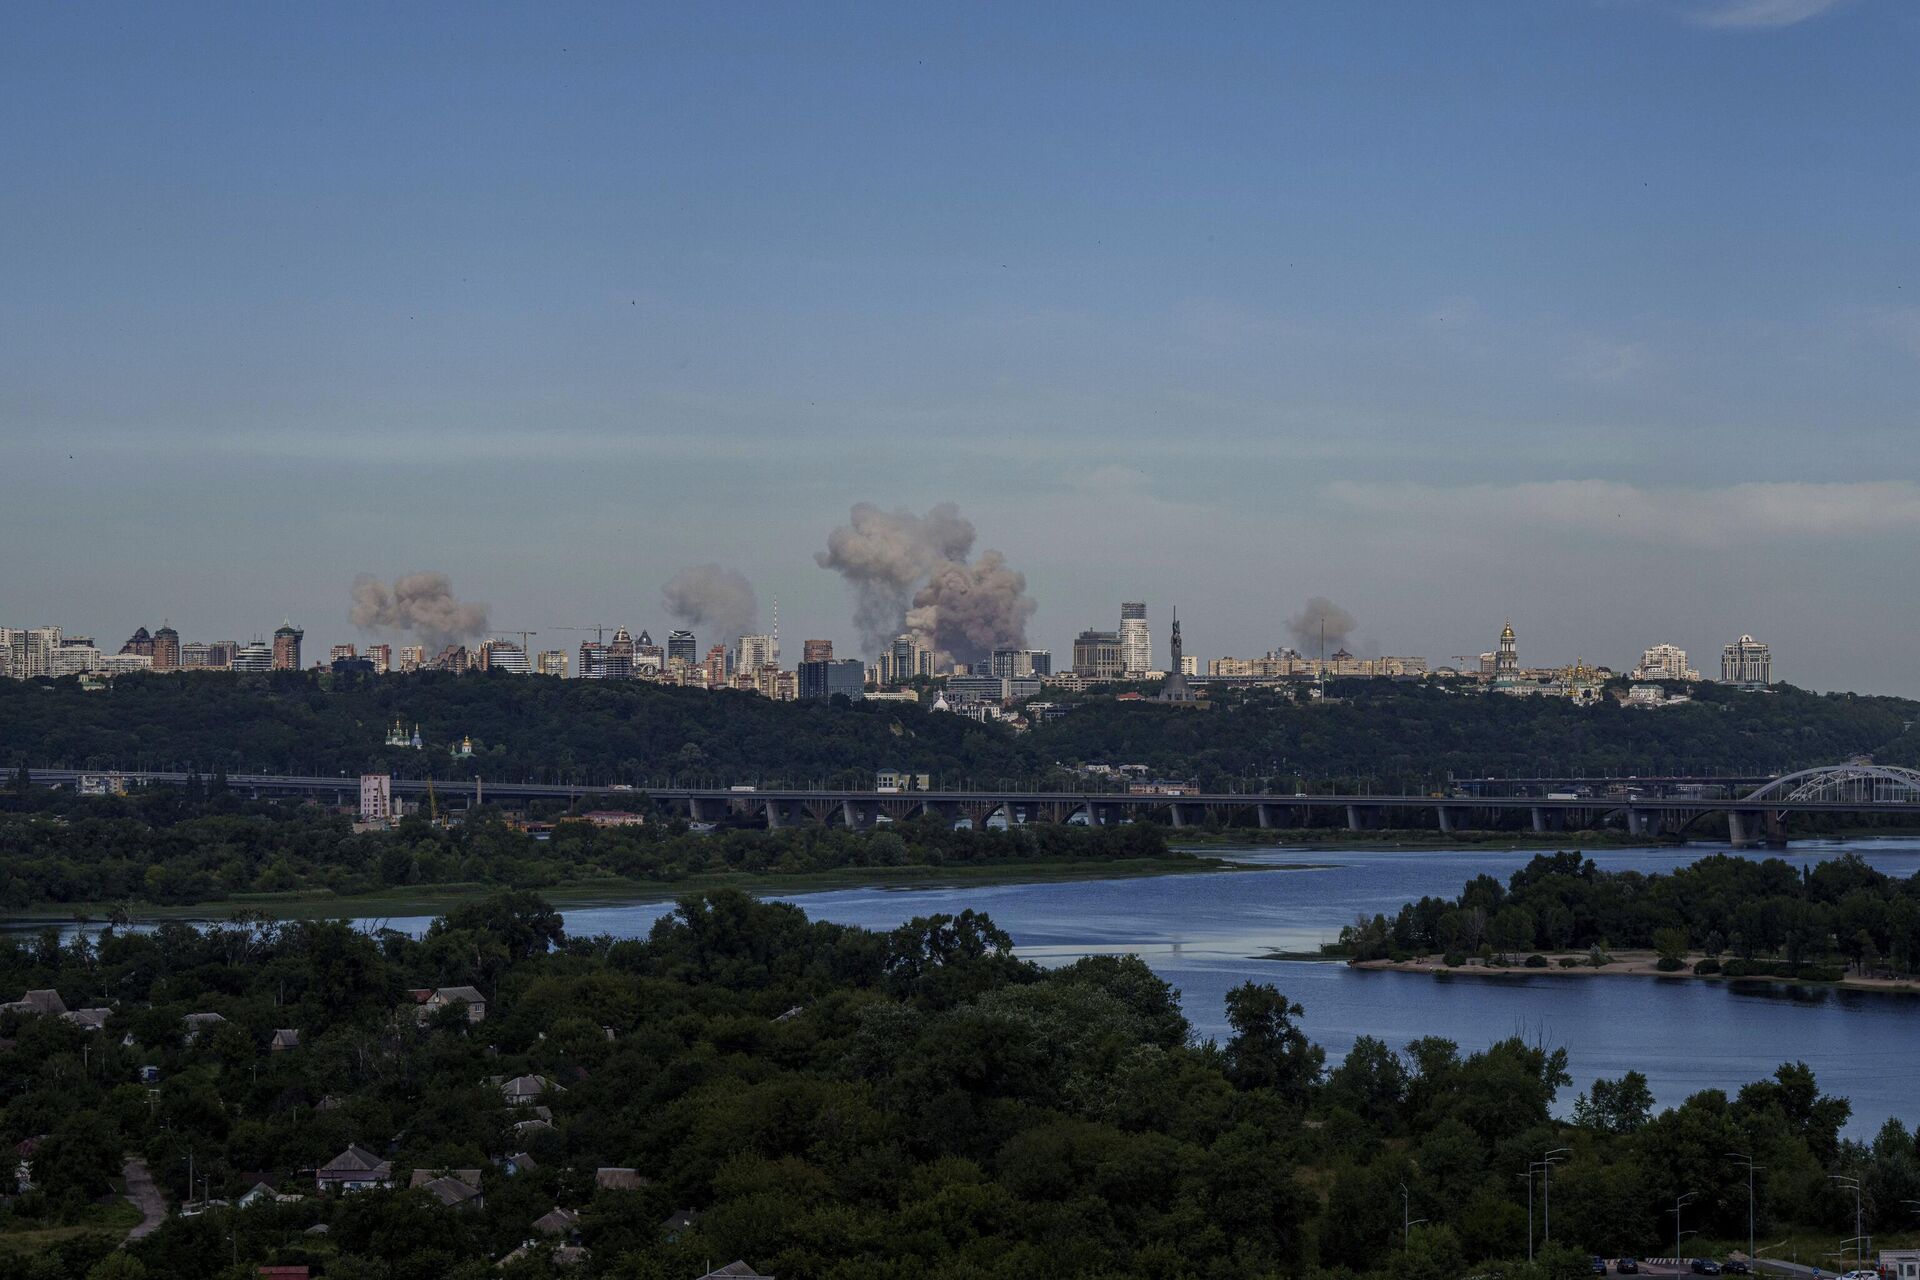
[27,764,1920,848]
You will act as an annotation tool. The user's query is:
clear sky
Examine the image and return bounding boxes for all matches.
[3,1,1916,690]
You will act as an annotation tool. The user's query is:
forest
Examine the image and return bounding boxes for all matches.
[5,670,1920,792]
[1335,850,1920,978]
[2,890,1915,1280]
[0,781,1178,910]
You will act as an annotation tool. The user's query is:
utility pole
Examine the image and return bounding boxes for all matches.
[1518,1170,1535,1262]
[1728,1153,1764,1266]
[1674,1191,1698,1264]
[1537,1148,1570,1243]
[1401,1182,1429,1253]
[1829,1175,1864,1265]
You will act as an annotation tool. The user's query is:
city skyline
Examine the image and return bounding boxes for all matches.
[4,4,1917,693]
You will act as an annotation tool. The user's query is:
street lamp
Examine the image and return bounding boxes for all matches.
[1673,1191,1699,1265]
[1401,1182,1429,1252]
[1538,1148,1571,1243]
[1728,1153,1765,1267]
[1518,1171,1536,1262]
[1829,1176,1864,1265]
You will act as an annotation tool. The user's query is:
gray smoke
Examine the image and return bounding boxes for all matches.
[1285,597,1358,655]
[662,564,758,641]
[350,572,490,650]
[815,502,1036,662]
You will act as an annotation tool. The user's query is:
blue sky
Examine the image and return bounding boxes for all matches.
[2,0,1916,689]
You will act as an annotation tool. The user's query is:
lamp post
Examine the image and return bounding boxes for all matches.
[1538,1148,1571,1243]
[1673,1191,1699,1265]
[1401,1182,1429,1253]
[1519,1171,1536,1262]
[1728,1153,1765,1266]
[1829,1176,1864,1265]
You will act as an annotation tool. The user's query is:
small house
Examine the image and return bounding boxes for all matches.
[697,1263,774,1279]
[502,1152,539,1177]
[3,990,67,1017]
[315,1145,393,1194]
[532,1206,580,1236]
[412,985,487,1023]
[183,1011,228,1040]
[409,1168,484,1209]
[500,1074,563,1105]
[270,1029,300,1053]
[594,1168,649,1192]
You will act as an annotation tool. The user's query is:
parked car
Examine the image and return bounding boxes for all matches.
[1691,1261,1723,1275]
[1723,1262,1751,1275]
[1617,1260,1640,1274]
[1591,1258,1609,1275]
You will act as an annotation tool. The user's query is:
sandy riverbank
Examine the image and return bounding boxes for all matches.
[1348,949,1920,994]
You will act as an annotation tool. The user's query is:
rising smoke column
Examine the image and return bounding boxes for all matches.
[661,564,758,642]
[1284,597,1358,655]
[349,572,490,650]
[815,502,1037,663]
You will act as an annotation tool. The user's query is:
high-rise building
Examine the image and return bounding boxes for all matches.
[329,643,359,663]
[478,639,530,673]
[1071,629,1123,679]
[535,649,568,677]
[151,624,180,673]
[667,630,697,664]
[702,645,729,689]
[607,627,635,680]
[737,633,776,673]
[359,774,393,824]
[272,620,304,671]
[634,630,663,671]
[578,641,608,679]
[397,645,424,673]
[1722,635,1772,687]
[366,643,392,675]
[233,640,274,673]
[881,634,933,685]
[1119,602,1151,676]
[119,627,154,658]
[802,639,834,664]
[1631,643,1698,683]
[799,658,865,700]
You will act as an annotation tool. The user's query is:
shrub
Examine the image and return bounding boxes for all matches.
[1655,957,1684,972]
[1525,954,1549,969]
[1442,951,1468,968]
[1795,965,1844,983]
[1557,957,1580,969]
[1692,958,1721,976]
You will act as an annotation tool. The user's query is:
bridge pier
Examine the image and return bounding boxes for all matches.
[1257,802,1277,830]
[1437,805,1456,834]
[687,797,726,823]
[1346,804,1370,832]
[1765,810,1788,849]
[1169,802,1193,829]
[1530,806,1547,834]
[1727,810,1754,849]
[840,800,875,831]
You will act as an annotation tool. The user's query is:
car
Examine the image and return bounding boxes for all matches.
[1591,1258,1609,1275]
[1723,1263,1751,1275]
[1838,1270,1878,1280]
[1691,1261,1723,1275]
[1617,1260,1640,1274]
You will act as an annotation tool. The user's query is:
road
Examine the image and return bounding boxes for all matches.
[121,1156,165,1242]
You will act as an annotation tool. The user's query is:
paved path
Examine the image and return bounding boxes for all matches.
[121,1156,165,1242]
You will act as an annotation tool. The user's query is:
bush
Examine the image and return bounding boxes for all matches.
[1557,957,1580,969]
[1442,951,1468,968]
[1655,957,1684,972]
[1524,954,1549,968]
[1692,958,1721,976]
[1795,965,1844,983]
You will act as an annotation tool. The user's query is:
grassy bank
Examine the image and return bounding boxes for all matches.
[1341,949,1920,996]
[0,1199,138,1263]
[3,853,1261,925]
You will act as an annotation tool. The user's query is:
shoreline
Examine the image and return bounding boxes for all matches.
[1337,949,1920,995]
[1,853,1286,926]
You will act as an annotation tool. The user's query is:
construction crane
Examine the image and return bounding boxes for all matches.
[489,630,537,653]
[550,626,611,643]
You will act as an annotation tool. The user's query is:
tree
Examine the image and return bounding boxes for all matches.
[1221,982,1323,1103]
[1574,1070,1654,1134]
[436,890,565,960]
[1653,926,1690,969]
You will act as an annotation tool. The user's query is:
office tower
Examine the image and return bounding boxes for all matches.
[607,627,635,679]
[151,624,180,673]
[535,649,568,677]
[1721,635,1772,687]
[366,643,392,674]
[578,641,608,679]
[1071,629,1123,678]
[479,639,529,673]
[667,630,697,664]
[181,642,213,670]
[120,627,155,658]
[634,631,663,671]
[397,645,424,673]
[802,639,834,664]
[799,657,865,700]
[1119,602,1150,676]
[272,620,304,671]
[737,633,776,673]
[233,640,274,673]
[881,634,933,684]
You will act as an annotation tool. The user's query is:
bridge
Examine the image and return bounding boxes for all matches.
[27,764,1920,847]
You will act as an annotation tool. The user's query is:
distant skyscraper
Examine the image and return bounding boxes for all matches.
[1071,629,1123,679]
[329,643,358,663]
[702,645,729,688]
[233,640,274,673]
[119,627,154,658]
[535,649,568,677]
[272,620,304,671]
[1721,635,1772,687]
[1631,643,1697,683]
[479,639,529,673]
[1119,602,1150,676]
[366,643,391,674]
[151,624,180,673]
[397,645,424,673]
[667,630,697,664]
[607,627,635,679]
[802,639,834,664]
[799,658,865,700]
[737,633,776,672]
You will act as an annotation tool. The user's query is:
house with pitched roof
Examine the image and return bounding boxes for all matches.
[314,1145,393,1193]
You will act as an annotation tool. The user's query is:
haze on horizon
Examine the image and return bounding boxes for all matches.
[2,2,1916,693]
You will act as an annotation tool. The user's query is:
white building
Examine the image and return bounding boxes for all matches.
[1119,602,1151,677]
[231,641,274,673]
[1631,643,1699,682]
[736,634,776,673]
[359,774,393,824]
[1721,635,1772,687]
[47,643,102,678]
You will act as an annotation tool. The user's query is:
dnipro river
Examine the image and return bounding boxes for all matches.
[343,838,1920,1138]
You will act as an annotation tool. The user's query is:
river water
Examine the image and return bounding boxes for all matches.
[373,838,1920,1137]
[20,839,1917,1135]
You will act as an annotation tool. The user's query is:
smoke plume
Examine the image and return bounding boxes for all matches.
[816,502,1036,663]
[662,564,758,642]
[350,572,490,650]
[1285,597,1358,655]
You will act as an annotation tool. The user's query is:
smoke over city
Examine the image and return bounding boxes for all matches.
[1285,597,1358,655]
[815,502,1037,662]
[349,572,490,650]
[661,564,758,642]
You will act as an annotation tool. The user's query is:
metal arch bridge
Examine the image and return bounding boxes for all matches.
[24,762,1920,847]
